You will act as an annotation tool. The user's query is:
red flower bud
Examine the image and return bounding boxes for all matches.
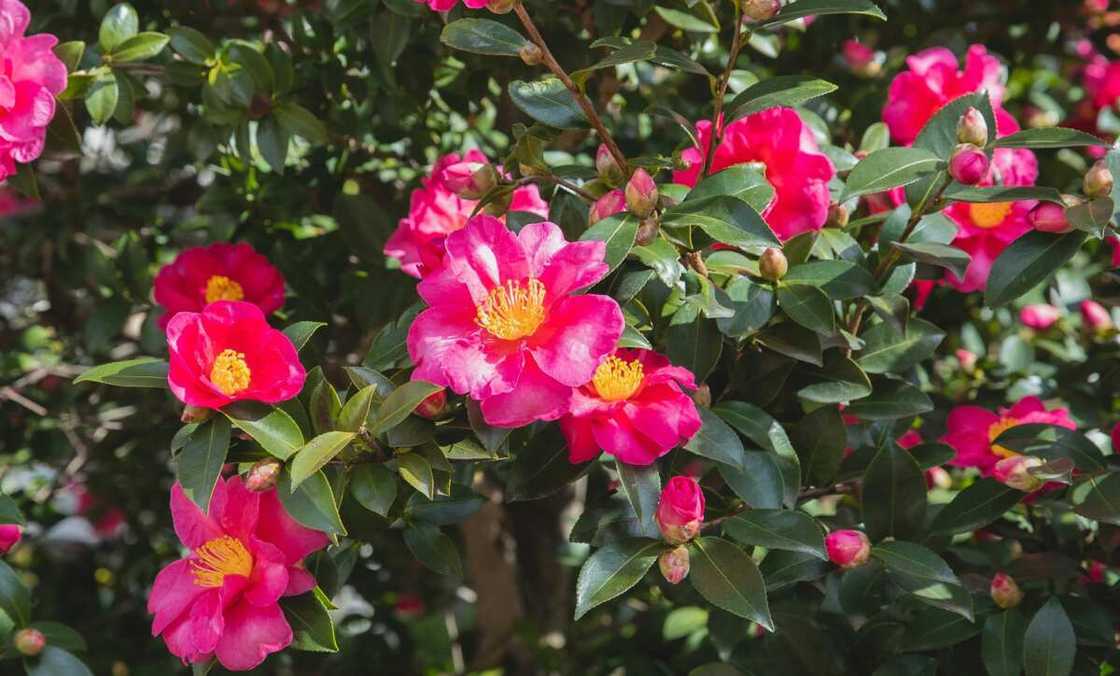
[625,168,659,218]
[949,144,989,185]
[990,572,1023,609]
[659,545,691,584]
[444,161,498,200]
[416,389,448,419]
[1084,160,1114,199]
[843,39,879,78]
[589,189,627,225]
[759,247,788,282]
[596,144,624,185]
[1081,299,1113,331]
[656,476,705,545]
[1028,202,1071,234]
[635,216,660,246]
[827,203,850,228]
[955,348,978,371]
[1019,304,1060,330]
[825,529,870,568]
[992,455,1044,492]
[245,458,282,492]
[742,0,781,22]
[488,0,517,13]
[13,628,45,657]
[518,42,544,66]
[956,107,989,147]
[0,524,21,555]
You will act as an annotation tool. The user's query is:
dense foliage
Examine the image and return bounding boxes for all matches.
[3,0,1120,674]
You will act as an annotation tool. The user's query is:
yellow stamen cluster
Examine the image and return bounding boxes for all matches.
[987,417,1020,458]
[592,356,645,402]
[204,275,245,304]
[969,202,1013,229]
[475,278,547,340]
[191,536,253,588]
[210,349,251,396]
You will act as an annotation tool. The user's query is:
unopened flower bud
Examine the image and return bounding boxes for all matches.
[656,476,705,545]
[825,529,870,568]
[596,144,624,185]
[1007,539,1023,561]
[13,628,45,657]
[843,40,879,78]
[1081,299,1113,331]
[691,384,711,409]
[759,247,788,282]
[742,0,781,21]
[956,348,978,371]
[416,389,447,419]
[0,524,21,555]
[588,190,627,226]
[518,42,544,66]
[1019,304,1060,330]
[181,405,213,424]
[1028,202,1071,234]
[827,203,849,227]
[635,216,660,246]
[957,107,989,147]
[625,168,659,218]
[993,455,1045,492]
[1084,160,1114,199]
[949,144,989,185]
[488,0,517,14]
[990,572,1024,609]
[245,458,282,492]
[445,161,498,200]
[659,545,691,584]
[926,466,952,490]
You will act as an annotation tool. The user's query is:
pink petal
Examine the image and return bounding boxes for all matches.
[560,414,601,464]
[284,567,318,597]
[945,406,999,434]
[443,215,530,303]
[528,295,624,387]
[480,357,572,427]
[408,305,524,399]
[216,476,260,541]
[214,602,293,672]
[150,559,207,637]
[171,483,224,550]
[254,489,330,565]
[188,589,225,655]
[245,538,290,608]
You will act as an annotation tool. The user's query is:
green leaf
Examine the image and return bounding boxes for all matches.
[903,607,980,651]
[74,357,168,388]
[983,609,1026,676]
[369,381,443,436]
[405,486,483,525]
[858,318,945,374]
[403,522,462,577]
[716,276,775,338]
[985,231,1088,306]
[282,590,339,652]
[397,452,435,500]
[168,26,215,64]
[99,3,138,52]
[177,417,231,511]
[891,242,971,280]
[993,424,1107,472]
[844,379,933,420]
[783,260,875,300]
[720,452,789,510]
[277,470,345,536]
[274,101,328,144]
[111,31,168,62]
[24,647,93,676]
[283,321,327,352]
[862,445,927,541]
[84,72,120,126]
[840,147,942,201]
[758,0,886,28]
[662,196,779,254]
[790,405,846,486]
[0,560,29,626]
[685,165,774,213]
[759,549,830,592]
[688,537,773,629]
[337,385,377,433]
[913,92,997,158]
[616,462,661,540]
[663,606,709,640]
[665,318,723,381]
[1072,472,1120,525]
[653,6,718,32]
[777,284,835,335]
[509,78,587,128]
[350,464,397,517]
[574,538,662,620]
[1023,598,1076,676]
[54,41,85,71]
[223,402,305,460]
[256,116,289,173]
[797,353,872,404]
[581,212,638,273]
[872,541,972,620]
[684,408,746,471]
[0,495,23,526]
[930,479,1023,535]
[942,184,1064,204]
[1066,197,1113,234]
[993,127,1107,149]
[440,18,530,56]
[506,426,589,501]
[307,376,341,436]
[290,431,357,489]
[724,510,826,559]
[727,75,837,120]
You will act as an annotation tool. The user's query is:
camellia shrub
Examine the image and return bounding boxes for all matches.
[5,0,1120,673]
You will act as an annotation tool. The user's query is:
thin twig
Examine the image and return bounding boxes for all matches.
[704,6,746,177]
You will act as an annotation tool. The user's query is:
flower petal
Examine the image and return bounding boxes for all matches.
[214,602,293,672]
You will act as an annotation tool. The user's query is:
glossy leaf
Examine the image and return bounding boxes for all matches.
[840,147,942,201]
[74,357,168,388]
[723,509,827,559]
[574,539,662,619]
[277,471,345,536]
[223,402,305,460]
[283,590,339,652]
[581,212,638,273]
[862,445,927,541]
[440,18,530,56]
[177,416,231,511]
[662,195,780,254]
[982,609,1026,676]
[99,3,139,51]
[290,431,356,489]
[993,127,1107,148]
[858,318,945,374]
[403,522,462,577]
[777,284,835,335]
[727,75,838,120]
[509,78,586,128]
[369,381,443,436]
[985,231,1088,307]
[1023,598,1076,676]
[684,407,746,471]
[930,479,1023,535]
[350,464,397,517]
[688,537,773,629]
[283,321,327,352]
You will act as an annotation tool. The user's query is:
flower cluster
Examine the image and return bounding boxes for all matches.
[942,396,1075,477]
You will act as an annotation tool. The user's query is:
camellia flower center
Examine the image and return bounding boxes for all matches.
[987,417,1020,458]
[191,535,253,588]
[204,275,245,303]
[210,349,251,396]
[969,202,1013,229]
[592,356,645,401]
[475,278,547,340]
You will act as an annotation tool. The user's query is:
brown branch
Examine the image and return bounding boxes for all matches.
[704,6,746,177]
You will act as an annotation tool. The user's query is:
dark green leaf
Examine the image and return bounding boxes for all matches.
[168,26,215,64]
[983,609,1026,676]
[616,462,661,539]
[844,379,933,420]
[930,479,1023,535]
[223,402,305,460]
[759,549,829,592]
[177,417,231,511]
[507,427,588,501]
[662,196,779,254]
[758,0,886,28]
[993,127,1107,149]
[716,276,775,338]
[1023,598,1076,676]
[85,72,120,126]
[685,165,774,213]
[440,18,530,56]
[942,184,1064,204]
[24,647,94,676]
[783,260,875,300]
[863,446,927,541]
[665,318,723,381]
[283,321,326,351]
[684,408,746,471]
[0,560,29,625]
[274,101,328,144]
[891,242,971,280]
[581,213,638,273]
[1072,473,1120,525]
[397,452,435,500]
[509,78,587,128]
[369,381,443,436]
[724,510,826,559]
[350,464,397,517]
[791,405,846,486]
[798,353,872,404]
[984,231,1089,307]
[99,3,138,52]
[688,537,773,629]
[403,522,461,577]
[290,431,356,489]
[840,147,942,201]
[574,538,661,619]
[858,318,945,374]
[777,284,835,335]
[111,31,168,62]
[74,358,168,388]
[727,75,838,120]
[54,41,85,71]
[903,607,980,651]
[277,471,345,536]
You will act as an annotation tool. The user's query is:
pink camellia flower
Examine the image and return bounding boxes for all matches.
[0,524,20,554]
[655,475,705,545]
[384,150,548,278]
[1081,299,1113,331]
[1084,56,1120,111]
[558,349,702,466]
[882,45,1005,146]
[153,243,286,330]
[407,216,623,427]
[672,107,836,241]
[843,39,875,71]
[941,396,1075,474]
[0,0,67,181]
[943,199,1035,292]
[588,189,626,225]
[167,301,306,410]
[993,455,1045,491]
[148,477,329,671]
[413,0,487,10]
[825,530,870,568]
[1020,304,1061,330]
